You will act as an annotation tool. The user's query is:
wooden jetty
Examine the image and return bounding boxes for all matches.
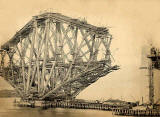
[113,108,160,116]
[14,99,129,111]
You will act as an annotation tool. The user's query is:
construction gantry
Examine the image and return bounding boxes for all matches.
[148,47,160,105]
[0,12,119,100]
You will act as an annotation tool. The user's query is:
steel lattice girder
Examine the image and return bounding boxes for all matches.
[0,12,119,100]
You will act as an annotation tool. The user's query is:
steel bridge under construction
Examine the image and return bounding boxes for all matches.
[0,12,119,101]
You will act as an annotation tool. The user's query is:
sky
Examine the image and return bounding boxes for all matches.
[0,0,160,103]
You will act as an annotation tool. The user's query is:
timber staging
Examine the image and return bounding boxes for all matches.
[14,99,160,116]
[14,99,131,111]
[113,108,160,116]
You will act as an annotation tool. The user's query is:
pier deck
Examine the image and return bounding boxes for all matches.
[113,108,160,116]
[14,99,129,111]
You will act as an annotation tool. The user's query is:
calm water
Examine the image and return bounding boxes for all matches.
[0,98,133,117]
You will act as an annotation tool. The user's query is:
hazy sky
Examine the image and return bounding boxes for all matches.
[0,0,160,102]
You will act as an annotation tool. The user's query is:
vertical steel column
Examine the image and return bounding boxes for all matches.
[73,27,78,59]
[56,22,63,62]
[93,36,98,61]
[20,36,26,90]
[0,50,6,71]
[149,61,154,105]
[26,19,36,93]
[41,18,50,92]
[105,35,112,65]
[90,34,95,60]
[7,49,15,82]
[35,24,42,93]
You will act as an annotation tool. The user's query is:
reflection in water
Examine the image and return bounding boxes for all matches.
[0,98,132,117]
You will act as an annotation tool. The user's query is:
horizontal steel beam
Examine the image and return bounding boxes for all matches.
[1,12,109,50]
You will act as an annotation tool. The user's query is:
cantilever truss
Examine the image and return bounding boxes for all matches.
[0,13,119,100]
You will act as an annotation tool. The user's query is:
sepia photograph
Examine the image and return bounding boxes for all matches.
[0,0,160,116]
